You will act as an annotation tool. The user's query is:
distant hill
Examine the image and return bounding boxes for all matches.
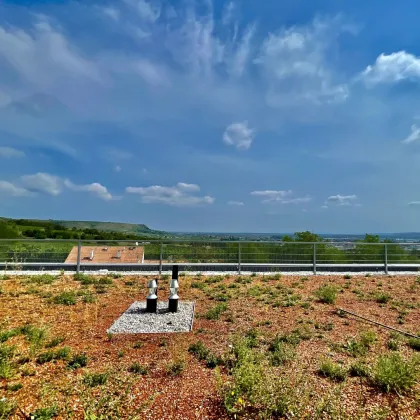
[55,220,156,235]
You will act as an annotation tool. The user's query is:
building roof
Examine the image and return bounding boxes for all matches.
[65,246,145,264]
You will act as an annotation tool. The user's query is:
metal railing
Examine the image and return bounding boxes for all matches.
[1,239,420,274]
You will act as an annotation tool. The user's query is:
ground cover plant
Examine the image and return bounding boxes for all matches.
[0,272,418,418]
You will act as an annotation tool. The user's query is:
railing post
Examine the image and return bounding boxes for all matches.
[313,243,317,275]
[76,240,81,274]
[238,242,242,275]
[159,243,163,275]
[384,243,388,275]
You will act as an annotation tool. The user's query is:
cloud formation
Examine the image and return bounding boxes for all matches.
[223,122,254,150]
[227,200,244,206]
[361,51,420,85]
[401,124,420,144]
[126,182,214,206]
[251,190,311,204]
[0,147,25,158]
[20,173,62,196]
[64,179,113,201]
[325,194,358,207]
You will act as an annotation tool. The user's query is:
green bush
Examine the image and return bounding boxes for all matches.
[315,284,338,304]
[349,361,369,377]
[0,328,20,343]
[407,337,420,351]
[318,359,347,382]
[204,303,228,320]
[53,291,77,305]
[83,372,108,387]
[36,347,71,364]
[74,273,96,285]
[166,359,185,376]
[387,339,399,351]
[128,362,148,375]
[188,341,210,361]
[67,353,88,369]
[371,353,419,393]
[360,330,377,348]
[375,293,391,304]
[45,337,65,348]
[6,382,23,391]
[270,342,295,366]
[0,398,16,418]
[29,405,58,419]
[28,274,57,285]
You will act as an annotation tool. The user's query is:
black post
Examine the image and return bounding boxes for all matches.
[169,265,179,313]
[172,265,179,280]
[146,296,157,313]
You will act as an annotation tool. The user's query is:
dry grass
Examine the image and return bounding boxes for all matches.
[0,272,419,419]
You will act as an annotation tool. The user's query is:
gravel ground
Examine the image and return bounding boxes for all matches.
[107,301,195,334]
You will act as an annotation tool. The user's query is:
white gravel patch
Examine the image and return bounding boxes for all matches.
[107,301,195,334]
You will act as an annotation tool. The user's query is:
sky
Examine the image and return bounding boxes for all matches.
[1,0,420,233]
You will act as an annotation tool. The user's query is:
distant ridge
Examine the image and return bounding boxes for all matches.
[51,220,156,235]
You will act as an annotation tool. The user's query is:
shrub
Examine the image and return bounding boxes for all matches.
[376,293,391,304]
[74,273,96,285]
[270,342,295,366]
[166,358,185,376]
[407,337,420,351]
[387,339,399,351]
[318,359,347,382]
[53,291,76,305]
[6,382,23,391]
[204,303,228,320]
[45,337,65,348]
[349,361,369,377]
[67,353,88,369]
[0,343,15,379]
[344,339,368,357]
[343,274,352,279]
[83,372,108,387]
[0,398,16,418]
[128,362,148,375]
[0,328,20,343]
[360,330,377,348]
[315,284,338,304]
[21,325,47,349]
[98,277,113,285]
[28,274,57,285]
[29,406,58,419]
[36,347,71,364]
[82,292,96,303]
[188,341,210,361]
[371,353,419,393]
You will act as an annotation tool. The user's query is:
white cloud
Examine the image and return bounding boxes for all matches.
[229,24,256,77]
[223,121,254,150]
[102,7,120,21]
[402,124,420,144]
[408,201,420,207]
[228,200,244,206]
[255,17,350,106]
[126,182,214,206]
[0,18,101,89]
[251,190,312,204]
[20,173,62,196]
[134,0,161,22]
[134,59,169,86]
[0,181,32,197]
[64,179,113,200]
[114,165,122,173]
[325,194,358,206]
[0,146,25,158]
[360,51,420,85]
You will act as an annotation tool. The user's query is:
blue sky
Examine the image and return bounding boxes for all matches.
[1,0,420,233]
